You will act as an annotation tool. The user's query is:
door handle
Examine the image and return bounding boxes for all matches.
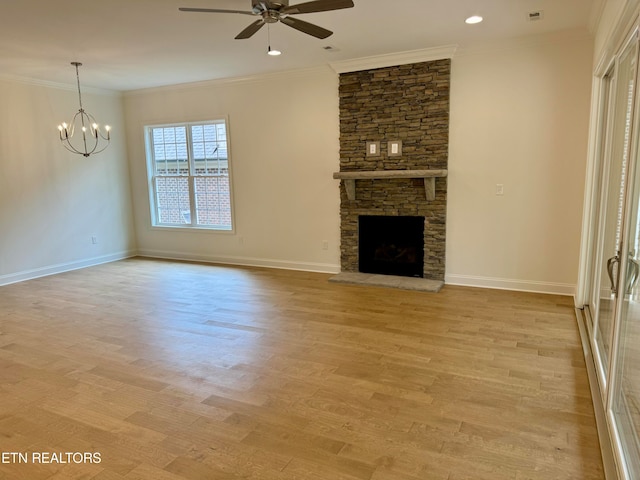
[626,256,640,294]
[606,253,640,295]
[607,254,620,294]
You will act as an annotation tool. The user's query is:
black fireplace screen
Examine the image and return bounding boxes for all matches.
[358,215,425,278]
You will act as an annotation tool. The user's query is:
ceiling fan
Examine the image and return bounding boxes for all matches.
[179,0,355,40]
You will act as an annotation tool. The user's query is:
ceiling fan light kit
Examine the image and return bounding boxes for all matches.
[179,0,355,40]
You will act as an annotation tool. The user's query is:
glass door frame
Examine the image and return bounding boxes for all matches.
[587,28,639,400]
[588,60,617,396]
[607,29,640,480]
[579,23,640,480]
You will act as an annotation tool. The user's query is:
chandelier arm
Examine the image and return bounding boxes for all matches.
[60,111,99,157]
[80,111,89,155]
[89,141,111,156]
[60,139,95,157]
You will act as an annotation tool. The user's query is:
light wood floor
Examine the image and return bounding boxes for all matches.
[0,258,604,479]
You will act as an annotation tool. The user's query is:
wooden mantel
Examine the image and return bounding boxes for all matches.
[332,169,448,201]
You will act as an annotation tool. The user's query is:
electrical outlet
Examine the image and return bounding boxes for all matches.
[91,236,98,244]
[322,240,329,250]
[495,184,504,196]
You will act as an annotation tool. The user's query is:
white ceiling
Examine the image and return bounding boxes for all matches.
[0,0,600,92]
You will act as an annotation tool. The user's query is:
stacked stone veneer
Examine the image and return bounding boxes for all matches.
[338,59,450,281]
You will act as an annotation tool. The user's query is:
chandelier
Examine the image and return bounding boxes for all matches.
[57,62,111,157]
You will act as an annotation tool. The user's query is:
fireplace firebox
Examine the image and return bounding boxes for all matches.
[359,215,425,278]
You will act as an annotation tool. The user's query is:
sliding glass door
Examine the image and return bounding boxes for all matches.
[592,74,622,387]
[585,29,640,479]
[610,38,640,473]
[591,38,638,393]
[612,124,640,475]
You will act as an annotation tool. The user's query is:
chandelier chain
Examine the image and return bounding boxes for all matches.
[73,62,84,112]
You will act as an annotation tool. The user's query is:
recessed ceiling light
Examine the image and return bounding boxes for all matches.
[465,15,483,24]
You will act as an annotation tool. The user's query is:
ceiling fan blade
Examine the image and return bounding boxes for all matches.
[281,0,354,15]
[280,16,333,39]
[235,19,266,39]
[179,7,256,15]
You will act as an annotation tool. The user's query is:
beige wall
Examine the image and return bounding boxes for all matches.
[0,78,136,284]
[123,66,342,272]
[124,30,594,294]
[0,28,595,294]
[446,30,594,293]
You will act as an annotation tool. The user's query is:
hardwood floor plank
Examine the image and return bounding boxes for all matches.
[0,258,604,479]
[240,425,376,480]
[163,456,240,480]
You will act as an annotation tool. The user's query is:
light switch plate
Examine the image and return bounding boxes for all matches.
[388,140,402,157]
[366,141,380,156]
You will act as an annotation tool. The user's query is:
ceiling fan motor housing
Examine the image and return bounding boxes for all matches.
[252,1,289,10]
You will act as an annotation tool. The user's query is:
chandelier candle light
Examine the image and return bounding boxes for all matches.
[57,62,111,157]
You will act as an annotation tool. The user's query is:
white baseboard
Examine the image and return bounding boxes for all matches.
[445,273,576,296]
[0,251,136,287]
[1,254,576,295]
[136,249,341,275]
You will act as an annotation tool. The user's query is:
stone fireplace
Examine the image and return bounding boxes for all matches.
[331,59,450,290]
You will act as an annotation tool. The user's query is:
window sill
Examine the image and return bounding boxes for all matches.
[149,224,235,234]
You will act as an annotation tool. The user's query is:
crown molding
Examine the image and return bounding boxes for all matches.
[0,73,120,96]
[328,45,458,74]
[124,65,336,97]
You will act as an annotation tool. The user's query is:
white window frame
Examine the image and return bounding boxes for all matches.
[144,119,234,232]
